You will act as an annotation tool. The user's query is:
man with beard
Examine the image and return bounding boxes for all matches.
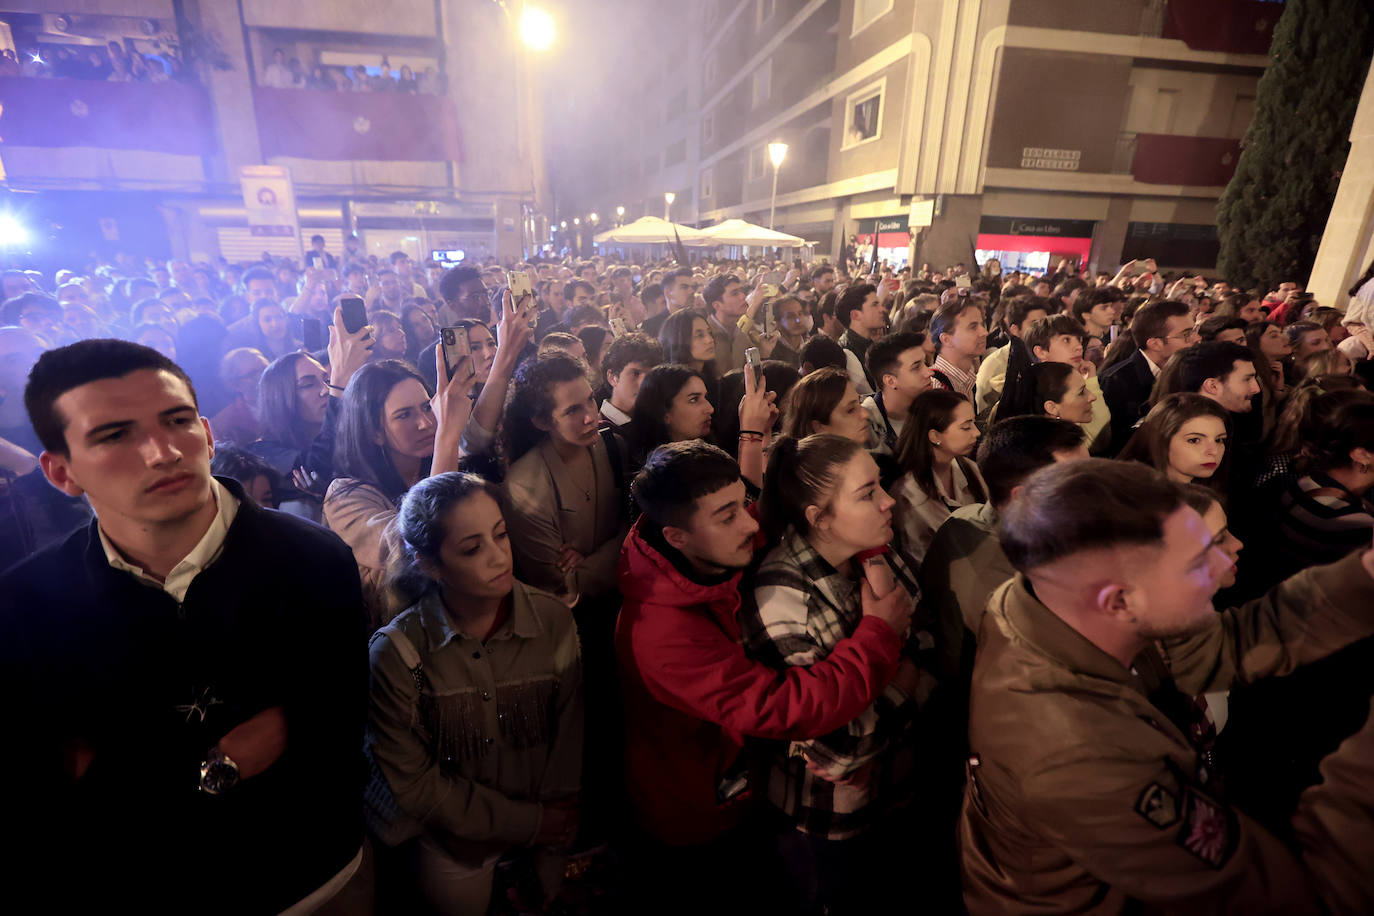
[960,459,1374,915]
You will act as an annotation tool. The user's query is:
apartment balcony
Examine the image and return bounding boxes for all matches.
[1164,0,1280,54]
[0,77,213,188]
[1132,133,1243,187]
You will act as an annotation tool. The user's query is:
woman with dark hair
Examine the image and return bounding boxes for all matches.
[501,352,629,604]
[891,389,987,565]
[369,310,408,362]
[577,326,611,388]
[779,366,871,444]
[625,363,715,466]
[325,354,475,625]
[368,472,582,915]
[998,359,1097,426]
[402,302,438,366]
[746,434,951,912]
[231,299,297,360]
[1118,393,1232,491]
[250,308,373,518]
[218,293,250,327]
[657,309,718,393]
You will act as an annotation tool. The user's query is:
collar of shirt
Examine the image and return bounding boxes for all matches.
[99,477,239,603]
[1141,349,1163,377]
[600,399,632,427]
[934,354,978,397]
[417,584,545,648]
[934,457,976,508]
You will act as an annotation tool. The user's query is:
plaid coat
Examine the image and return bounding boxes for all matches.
[742,527,934,839]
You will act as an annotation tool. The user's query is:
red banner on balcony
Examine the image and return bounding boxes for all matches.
[1163,0,1279,55]
[0,77,213,155]
[1132,134,1243,187]
[253,88,464,162]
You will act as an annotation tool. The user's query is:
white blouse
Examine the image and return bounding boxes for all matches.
[891,459,988,568]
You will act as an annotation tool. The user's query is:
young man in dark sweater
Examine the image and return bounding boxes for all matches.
[0,340,371,914]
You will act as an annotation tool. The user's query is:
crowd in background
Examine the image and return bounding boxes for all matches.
[2,235,1374,915]
[0,39,185,82]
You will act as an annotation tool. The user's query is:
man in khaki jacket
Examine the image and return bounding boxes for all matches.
[961,459,1374,915]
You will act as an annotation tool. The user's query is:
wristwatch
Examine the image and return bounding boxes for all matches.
[199,748,240,795]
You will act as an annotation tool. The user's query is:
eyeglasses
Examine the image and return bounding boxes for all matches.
[1162,328,1196,343]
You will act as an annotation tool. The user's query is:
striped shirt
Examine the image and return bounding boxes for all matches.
[931,354,977,401]
[1277,472,1374,569]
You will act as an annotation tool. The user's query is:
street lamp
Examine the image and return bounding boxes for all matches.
[616,205,625,223]
[589,212,599,225]
[573,217,580,226]
[664,191,676,221]
[518,6,556,51]
[767,141,789,230]
[560,220,567,229]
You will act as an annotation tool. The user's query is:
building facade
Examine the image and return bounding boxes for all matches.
[0,0,551,267]
[559,0,1278,274]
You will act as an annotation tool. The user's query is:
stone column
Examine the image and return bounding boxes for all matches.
[1309,60,1374,309]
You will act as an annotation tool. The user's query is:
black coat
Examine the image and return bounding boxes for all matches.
[0,477,368,914]
[1098,349,1155,456]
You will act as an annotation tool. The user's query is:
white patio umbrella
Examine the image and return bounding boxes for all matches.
[593,216,709,245]
[692,218,810,247]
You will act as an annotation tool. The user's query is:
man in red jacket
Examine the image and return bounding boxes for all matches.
[614,440,913,913]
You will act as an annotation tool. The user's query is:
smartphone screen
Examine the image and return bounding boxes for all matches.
[441,326,470,377]
[745,346,762,383]
[508,270,533,300]
[340,296,367,334]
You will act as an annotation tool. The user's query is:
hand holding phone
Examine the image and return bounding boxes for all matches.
[441,326,470,378]
[340,296,368,334]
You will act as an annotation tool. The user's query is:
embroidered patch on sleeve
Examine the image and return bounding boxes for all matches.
[1174,785,1236,869]
[1135,782,1179,829]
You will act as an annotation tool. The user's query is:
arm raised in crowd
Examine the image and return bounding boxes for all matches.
[466,289,533,456]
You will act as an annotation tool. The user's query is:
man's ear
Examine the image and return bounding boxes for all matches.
[1093,581,1132,622]
[201,416,215,461]
[1201,377,1222,399]
[662,525,690,552]
[40,451,85,498]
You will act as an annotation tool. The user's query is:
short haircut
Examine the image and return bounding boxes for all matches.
[25,339,198,456]
[344,263,367,277]
[211,443,278,493]
[810,264,835,283]
[632,439,742,530]
[565,304,606,330]
[661,267,693,292]
[640,282,665,309]
[1023,315,1088,358]
[1052,277,1087,300]
[1,291,60,325]
[438,266,481,303]
[798,334,847,372]
[1005,295,1052,331]
[389,251,409,263]
[999,458,1186,572]
[1071,287,1121,323]
[1198,315,1248,341]
[564,279,596,302]
[241,265,275,286]
[929,300,983,354]
[310,234,325,245]
[1175,341,1254,393]
[603,332,663,378]
[865,331,926,385]
[976,416,1086,506]
[835,283,876,330]
[1130,300,1191,350]
[703,274,739,309]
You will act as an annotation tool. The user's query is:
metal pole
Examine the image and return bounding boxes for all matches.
[769,164,780,230]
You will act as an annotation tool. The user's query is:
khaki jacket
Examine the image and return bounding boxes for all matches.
[960,551,1374,915]
[504,436,628,599]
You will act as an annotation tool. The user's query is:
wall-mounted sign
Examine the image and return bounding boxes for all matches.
[909,198,935,228]
[980,216,1096,238]
[1020,147,1081,171]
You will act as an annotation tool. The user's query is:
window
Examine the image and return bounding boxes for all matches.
[665,139,687,166]
[701,168,714,200]
[752,57,772,108]
[749,145,767,180]
[757,0,776,27]
[704,51,718,88]
[842,78,885,149]
[703,113,714,143]
[852,0,894,36]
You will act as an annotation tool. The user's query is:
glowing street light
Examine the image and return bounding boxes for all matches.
[616,205,625,217]
[519,7,556,51]
[0,214,29,247]
[664,191,676,221]
[573,217,580,226]
[767,141,789,230]
[589,212,599,225]
[560,220,567,229]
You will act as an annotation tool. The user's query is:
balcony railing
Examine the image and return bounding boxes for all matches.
[253,88,463,162]
[1163,0,1279,55]
[1132,134,1243,186]
[0,77,213,156]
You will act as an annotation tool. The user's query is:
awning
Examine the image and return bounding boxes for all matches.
[593,216,709,245]
[692,218,809,247]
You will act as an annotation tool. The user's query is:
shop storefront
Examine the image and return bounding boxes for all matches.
[975,216,1095,276]
[856,215,911,268]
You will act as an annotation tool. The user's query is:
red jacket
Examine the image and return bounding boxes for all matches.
[614,519,902,845]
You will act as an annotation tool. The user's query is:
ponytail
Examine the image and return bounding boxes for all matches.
[758,434,863,544]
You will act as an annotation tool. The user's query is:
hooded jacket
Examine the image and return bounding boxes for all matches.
[614,518,902,845]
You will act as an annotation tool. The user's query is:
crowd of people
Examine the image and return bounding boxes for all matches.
[260,50,442,94]
[0,39,185,83]
[2,237,1374,915]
